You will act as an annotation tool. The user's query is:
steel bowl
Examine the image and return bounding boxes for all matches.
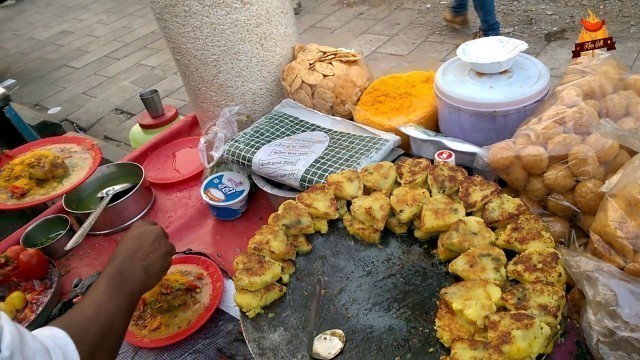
[62,162,154,235]
[20,214,75,259]
[251,173,300,211]
[24,258,61,331]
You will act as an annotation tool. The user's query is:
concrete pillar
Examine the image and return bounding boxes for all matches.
[148,0,298,129]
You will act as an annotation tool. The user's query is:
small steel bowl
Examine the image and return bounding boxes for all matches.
[62,162,154,235]
[251,173,300,211]
[20,214,75,259]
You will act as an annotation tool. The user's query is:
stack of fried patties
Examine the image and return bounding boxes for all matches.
[233,181,341,318]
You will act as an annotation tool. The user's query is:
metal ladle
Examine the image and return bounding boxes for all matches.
[64,183,135,251]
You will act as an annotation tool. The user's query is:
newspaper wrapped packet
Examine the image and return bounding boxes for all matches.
[223,99,401,190]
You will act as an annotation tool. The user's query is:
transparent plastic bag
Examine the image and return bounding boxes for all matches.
[281,33,372,120]
[589,153,640,276]
[198,106,247,178]
[560,248,640,359]
[477,51,640,231]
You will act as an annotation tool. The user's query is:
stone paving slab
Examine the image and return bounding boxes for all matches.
[1,0,639,149]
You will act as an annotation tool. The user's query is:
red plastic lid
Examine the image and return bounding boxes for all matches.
[142,136,204,184]
[138,105,179,129]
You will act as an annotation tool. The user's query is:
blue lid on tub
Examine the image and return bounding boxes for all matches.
[200,171,250,206]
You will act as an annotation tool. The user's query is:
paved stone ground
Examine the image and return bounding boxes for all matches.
[1,0,639,151]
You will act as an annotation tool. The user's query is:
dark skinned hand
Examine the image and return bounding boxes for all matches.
[51,220,175,360]
[108,220,175,296]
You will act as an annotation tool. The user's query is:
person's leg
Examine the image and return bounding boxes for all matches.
[444,0,470,28]
[471,0,500,36]
[451,0,469,15]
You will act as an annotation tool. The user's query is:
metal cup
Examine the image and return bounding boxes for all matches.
[20,214,76,259]
[139,89,164,118]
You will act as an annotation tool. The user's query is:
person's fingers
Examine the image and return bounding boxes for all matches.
[146,220,158,226]
[159,226,169,238]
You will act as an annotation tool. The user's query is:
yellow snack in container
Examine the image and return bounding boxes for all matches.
[353,71,438,151]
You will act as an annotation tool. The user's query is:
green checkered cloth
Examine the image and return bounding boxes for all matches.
[223,111,391,190]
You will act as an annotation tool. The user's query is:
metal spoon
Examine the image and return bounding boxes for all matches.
[306,277,346,360]
[64,183,135,251]
[306,277,323,357]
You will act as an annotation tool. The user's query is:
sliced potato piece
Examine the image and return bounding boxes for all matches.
[233,253,282,291]
[247,224,296,261]
[296,184,339,219]
[360,161,397,196]
[234,283,287,318]
[440,216,495,253]
[326,169,363,200]
[350,191,391,231]
[390,186,430,223]
[449,245,507,285]
[268,200,314,235]
[417,195,465,233]
[343,213,381,244]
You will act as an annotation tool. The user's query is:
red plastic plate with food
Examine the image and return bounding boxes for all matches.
[125,255,224,348]
[0,136,102,210]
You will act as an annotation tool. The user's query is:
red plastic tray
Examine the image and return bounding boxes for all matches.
[0,114,274,297]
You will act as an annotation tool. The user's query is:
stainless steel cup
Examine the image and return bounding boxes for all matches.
[20,214,75,259]
[139,89,164,117]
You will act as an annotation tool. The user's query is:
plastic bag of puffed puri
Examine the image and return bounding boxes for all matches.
[587,153,640,277]
[476,50,640,235]
[280,33,373,120]
[560,248,640,360]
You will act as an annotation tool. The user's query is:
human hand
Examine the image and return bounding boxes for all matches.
[107,220,175,295]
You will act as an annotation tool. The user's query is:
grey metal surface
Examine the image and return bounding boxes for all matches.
[241,223,455,360]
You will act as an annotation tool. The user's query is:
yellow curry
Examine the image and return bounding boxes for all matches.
[0,144,94,204]
[0,150,69,198]
[129,264,212,339]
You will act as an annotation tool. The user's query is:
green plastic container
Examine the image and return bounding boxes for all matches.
[129,105,182,149]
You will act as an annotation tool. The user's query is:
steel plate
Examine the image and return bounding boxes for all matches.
[241,223,455,360]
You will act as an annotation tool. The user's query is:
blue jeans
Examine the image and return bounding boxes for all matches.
[452,0,500,36]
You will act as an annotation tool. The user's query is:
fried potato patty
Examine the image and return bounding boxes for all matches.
[495,214,555,252]
[439,216,496,253]
[233,253,282,291]
[506,248,567,288]
[449,245,507,284]
[326,169,363,200]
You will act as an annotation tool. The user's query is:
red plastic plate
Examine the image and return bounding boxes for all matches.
[124,254,224,348]
[142,137,203,184]
[0,136,102,210]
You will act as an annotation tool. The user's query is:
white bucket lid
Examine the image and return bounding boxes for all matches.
[435,53,550,111]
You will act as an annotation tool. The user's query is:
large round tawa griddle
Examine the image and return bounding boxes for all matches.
[241,222,455,360]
